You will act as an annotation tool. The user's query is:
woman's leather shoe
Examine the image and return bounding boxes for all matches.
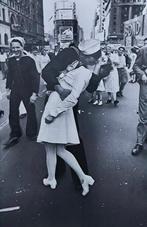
[43,178,57,189]
[131,144,143,156]
[81,175,95,196]
[114,100,119,107]
[106,99,112,104]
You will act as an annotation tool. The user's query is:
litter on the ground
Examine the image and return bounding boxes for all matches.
[0,206,20,213]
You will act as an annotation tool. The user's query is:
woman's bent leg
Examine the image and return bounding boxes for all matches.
[113,92,117,101]
[57,145,85,180]
[56,145,94,195]
[113,92,119,106]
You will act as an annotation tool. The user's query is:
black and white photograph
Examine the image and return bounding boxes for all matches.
[0,0,147,226]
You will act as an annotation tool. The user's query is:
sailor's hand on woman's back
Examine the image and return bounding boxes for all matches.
[54,85,71,100]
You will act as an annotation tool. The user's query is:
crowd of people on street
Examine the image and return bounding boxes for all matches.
[88,45,130,107]
[1,35,147,196]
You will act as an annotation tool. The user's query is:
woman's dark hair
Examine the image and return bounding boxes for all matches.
[32,46,39,52]
[69,42,76,47]
[90,50,101,60]
[118,46,125,51]
[11,39,23,47]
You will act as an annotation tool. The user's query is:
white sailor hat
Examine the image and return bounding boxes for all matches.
[78,39,101,55]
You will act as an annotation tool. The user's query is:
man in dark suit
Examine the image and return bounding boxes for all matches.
[5,37,40,148]
[132,38,147,155]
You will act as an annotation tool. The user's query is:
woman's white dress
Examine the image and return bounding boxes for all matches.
[96,79,105,92]
[19,102,26,115]
[104,53,119,93]
[37,66,92,145]
[0,91,3,110]
[0,91,2,100]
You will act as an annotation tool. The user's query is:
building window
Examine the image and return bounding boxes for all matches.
[21,18,25,30]
[113,21,116,26]
[4,33,8,45]
[17,15,20,25]
[10,14,15,24]
[12,1,15,8]
[113,7,117,13]
[18,5,20,11]
[8,0,10,7]
[2,8,6,22]
[10,0,15,8]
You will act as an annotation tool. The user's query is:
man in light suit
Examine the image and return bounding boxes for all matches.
[132,38,147,155]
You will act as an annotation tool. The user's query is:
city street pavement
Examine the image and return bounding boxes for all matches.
[1,81,147,227]
[0,72,9,129]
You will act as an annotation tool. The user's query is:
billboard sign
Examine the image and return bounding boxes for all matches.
[56,9,73,20]
[124,15,143,38]
[59,26,73,41]
[143,15,147,37]
[125,36,132,47]
[124,15,144,46]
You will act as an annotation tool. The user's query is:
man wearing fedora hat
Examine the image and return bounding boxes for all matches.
[4,37,40,148]
[41,39,112,188]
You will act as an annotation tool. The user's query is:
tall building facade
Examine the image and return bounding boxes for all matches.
[92,0,110,42]
[78,25,84,42]
[108,0,147,43]
[54,0,79,49]
[96,0,106,33]
[104,0,111,41]
[0,0,11,49]
[0,0,44,49]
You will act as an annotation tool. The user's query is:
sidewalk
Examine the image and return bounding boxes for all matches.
[0,71,9,130]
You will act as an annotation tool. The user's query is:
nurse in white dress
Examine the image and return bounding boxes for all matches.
[104,47,119,106]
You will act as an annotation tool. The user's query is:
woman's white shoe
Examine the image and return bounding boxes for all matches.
[98,100,103,106]
[93,100,99,105]
[43,178,57,189]
[81,175,95,196]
